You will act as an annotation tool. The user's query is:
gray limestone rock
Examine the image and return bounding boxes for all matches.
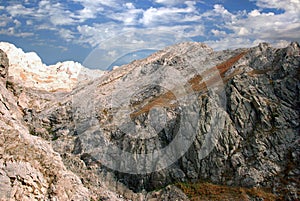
[0,49,8,83]
[1,41,299,200]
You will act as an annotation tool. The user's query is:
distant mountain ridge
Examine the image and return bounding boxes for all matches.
[0,41,299,200]
[0,42,104,92]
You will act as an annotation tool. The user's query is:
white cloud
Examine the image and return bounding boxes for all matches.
[0,27,34,37]
[1,0,299,54]
[5,1,78,27]
[6,4,35,17]
[26,20,33,25]
[202,4,239,22]
[82,27,193,69]
[37,1,77,26]
[0,1,209,48]
[248,9,275,17]
[36,24,58,31]
[76,7,100,20]
[76,21,202,49]
[213,4,230,15]
[271,40,291,48]
[228,7,300,41]
[248,9,261,17]
[204,37,254,50]
[73,0,203,46]
[0,21,7,27]
[58,29,75,41]
[50,15,75,26]
[72,0,120,21]
[13,19,21,27]
[254,0,300,14]
[79,0,120,7]
[139,3,197,26]
[72,0,116,8]
[148,25,204,38]
[0,14,12,27]
[154,0,193,6]
[202,1,300,49]
[77,23,123,47]
[109,5,143,25]
[205,37,292,51]
[211,29,226,36]
[0,14,32,37]
[238,27,249,36]
[125,2,135,9]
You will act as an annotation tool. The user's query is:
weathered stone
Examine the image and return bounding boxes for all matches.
[0,41,299,200]
[0,49,8,83]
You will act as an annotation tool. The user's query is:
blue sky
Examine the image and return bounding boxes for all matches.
[0,0,299,69]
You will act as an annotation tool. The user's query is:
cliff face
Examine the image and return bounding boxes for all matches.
[0,47,91,200]
[0,41,299,200]
[0,45,123,201]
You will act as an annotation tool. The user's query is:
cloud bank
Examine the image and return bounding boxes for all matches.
[0,0,299,65]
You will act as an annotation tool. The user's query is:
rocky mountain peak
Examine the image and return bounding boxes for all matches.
[132,41,213,66]
[0,41,299,200]
[0,42,104,92]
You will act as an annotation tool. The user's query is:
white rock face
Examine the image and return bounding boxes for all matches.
[0,42,104,92]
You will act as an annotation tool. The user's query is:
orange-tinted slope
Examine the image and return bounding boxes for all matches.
[130,51,247,118]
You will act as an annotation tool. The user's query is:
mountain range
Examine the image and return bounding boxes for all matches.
[0,41,299,200]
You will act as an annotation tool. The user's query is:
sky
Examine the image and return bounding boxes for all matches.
[0,0,299,69]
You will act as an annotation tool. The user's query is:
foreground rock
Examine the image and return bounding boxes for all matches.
[0,49,9,83]
[0,45,127,200]
[0,41,299,200]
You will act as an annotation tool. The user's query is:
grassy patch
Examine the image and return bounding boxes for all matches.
[176,182,278,201]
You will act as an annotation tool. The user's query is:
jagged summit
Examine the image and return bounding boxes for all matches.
[0,41,211,92]
[0,42,104,92]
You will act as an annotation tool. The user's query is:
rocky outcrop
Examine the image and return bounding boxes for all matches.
[0,49,8,83]
[0,41,299,200]
[0,47,91,200]
[180,42,300,199]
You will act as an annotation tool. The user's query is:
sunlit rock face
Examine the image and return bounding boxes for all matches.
[0,42,104,92]
[0,45,92,200]
[0,41,299,200]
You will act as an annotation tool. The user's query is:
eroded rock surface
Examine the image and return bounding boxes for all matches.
[0,49,9,83]
[0,42,299,200]
[0,46,126,200]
